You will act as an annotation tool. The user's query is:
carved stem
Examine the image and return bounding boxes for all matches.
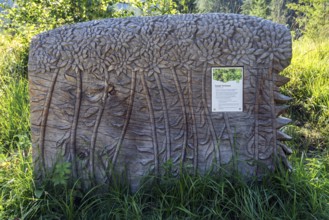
[202,63,220,164]
[109,70,136,178]
[269,54,278,161]
[154,72,171,162]
[224,113,234,153]
[70,68,82,178]
[171,67,188,165]
[39,69,60,175]
[141,72,159,176]
[89,82,110,180]
[188,68,198,173]
[254,70,260,174]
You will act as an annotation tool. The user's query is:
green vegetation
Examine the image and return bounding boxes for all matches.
[1,0,329,219]
[0,35,30,152]
[282,38,329,151]
[241,0,271,19]
[196,0,242,13]
[213,68,243,83]
[288,0,329,39]
[1,153,329,219]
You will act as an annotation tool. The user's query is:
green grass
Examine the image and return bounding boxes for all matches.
[282,38,329,150]
[0,30,329,219]
[1,148,329,219]
[0,34,30,153]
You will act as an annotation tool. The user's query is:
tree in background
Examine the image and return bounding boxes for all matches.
[196,0,243,13]
[119,0,178,16]
[241,0,270,18]
[288,0,329,39]
[271,0,288,23]
[241,0,296,24]
[196,0,297,31]
[174,0,196,13]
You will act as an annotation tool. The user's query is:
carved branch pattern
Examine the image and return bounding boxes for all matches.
[187,68,199,173]
[154,72,171,162]
[108,70,136,179]
[89,77,110,180]
[203,64,220,165]
[170,67,188,165]
[70,67,82,178]
[38,69,60,175]
[141,72,159,176]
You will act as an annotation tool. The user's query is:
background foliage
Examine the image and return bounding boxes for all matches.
[288,0,329,38]
[0,0,329,219]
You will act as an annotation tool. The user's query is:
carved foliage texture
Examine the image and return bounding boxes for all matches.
[28,14,292,188]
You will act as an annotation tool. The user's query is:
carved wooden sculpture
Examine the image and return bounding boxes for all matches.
[29,13,292,189]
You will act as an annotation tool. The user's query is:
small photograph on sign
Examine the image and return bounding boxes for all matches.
[212,67,243,112]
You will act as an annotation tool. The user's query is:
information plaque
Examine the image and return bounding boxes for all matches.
[212,67,243,112]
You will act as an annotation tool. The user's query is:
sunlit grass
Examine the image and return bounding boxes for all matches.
[0,34,30,152]
[0,147,329,219]
[282,37,329,150]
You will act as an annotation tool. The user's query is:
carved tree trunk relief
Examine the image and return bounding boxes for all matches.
[28,14,292,190]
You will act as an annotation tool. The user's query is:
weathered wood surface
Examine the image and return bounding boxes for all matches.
[28,13,292,190]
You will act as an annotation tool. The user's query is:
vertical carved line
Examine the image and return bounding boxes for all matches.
[224,113,234,152]
[141,72,159,176]
[223,113,237,170]
[188,69,198,173]
[154,72,171,161]
[70,68,82,178]
[170,67,188,165]
[109,70,136,178]
[39,69,60,175]
[89,82,110,180]
[202,64,220,164]
[268,54,278,162]
[254,70,260,175]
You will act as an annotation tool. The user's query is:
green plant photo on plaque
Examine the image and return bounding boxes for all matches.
[212,68,243,83]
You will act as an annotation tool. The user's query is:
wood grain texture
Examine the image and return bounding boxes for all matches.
[28,13,292,190]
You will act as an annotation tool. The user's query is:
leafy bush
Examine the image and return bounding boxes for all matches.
[1,0,118,28]
[0,0,180,38]
[213,68,243,83]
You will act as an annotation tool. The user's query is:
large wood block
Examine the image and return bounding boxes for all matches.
[28,13,292,190]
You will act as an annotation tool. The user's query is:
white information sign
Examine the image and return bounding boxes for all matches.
[212,67,243,112]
